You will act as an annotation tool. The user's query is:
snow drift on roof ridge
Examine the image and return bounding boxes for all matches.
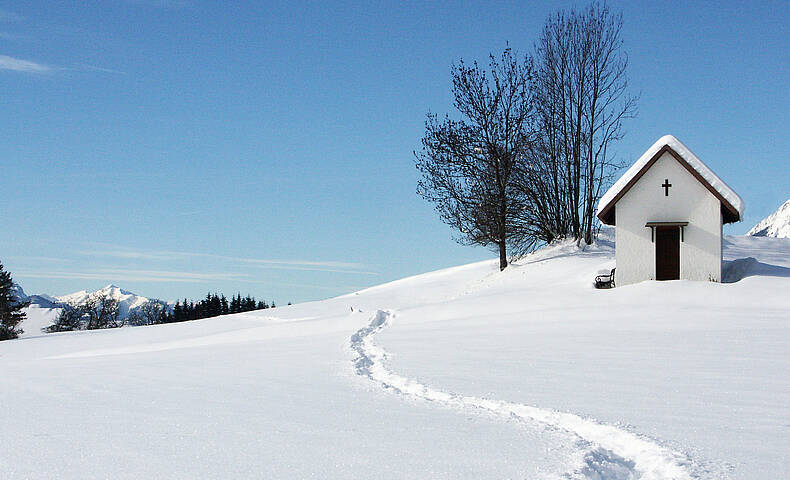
[597,134,744,219]
[747,198,790,238]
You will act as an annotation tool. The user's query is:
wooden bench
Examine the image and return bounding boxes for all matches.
[595,268,616,289]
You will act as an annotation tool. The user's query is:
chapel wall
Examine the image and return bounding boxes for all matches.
[615,151,722,286]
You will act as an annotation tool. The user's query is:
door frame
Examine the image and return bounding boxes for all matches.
[654,225,681,281]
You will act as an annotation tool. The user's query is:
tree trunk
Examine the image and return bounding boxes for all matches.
[499,241,508,271]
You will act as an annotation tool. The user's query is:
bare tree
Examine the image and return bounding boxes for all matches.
[83,293,121,330]
[138,300,167,326]
[528,2,637,244]
[47,304,85,333]
[416,4,635,261]
[416,48,536,270]
[125,310,145,327]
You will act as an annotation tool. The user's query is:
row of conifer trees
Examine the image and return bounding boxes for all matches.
[168,293,275,323]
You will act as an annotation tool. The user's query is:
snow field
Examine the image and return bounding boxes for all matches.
[2,234,789,478]
[351,310,694,479]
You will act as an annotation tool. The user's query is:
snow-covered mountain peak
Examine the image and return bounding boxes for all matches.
[57,285,137,302]
[55,289,90,304]
[97,284,134,296]
[54,285,155,318]
[11,283,27,301]
[747,198,790,238]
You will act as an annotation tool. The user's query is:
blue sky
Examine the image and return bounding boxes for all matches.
[2,1,788,303]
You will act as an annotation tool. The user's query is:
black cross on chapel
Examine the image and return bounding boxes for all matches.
[662,178,672,196]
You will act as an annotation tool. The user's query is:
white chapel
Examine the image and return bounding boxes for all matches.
[597,135,744,286]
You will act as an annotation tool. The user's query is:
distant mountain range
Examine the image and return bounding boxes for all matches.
[11,284,58,308]
[13,284,166,337]
[748,198,790,238]
[53,284,160,319]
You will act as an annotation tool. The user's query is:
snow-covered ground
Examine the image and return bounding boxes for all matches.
[17,304,61,338]
[2,234,788,479]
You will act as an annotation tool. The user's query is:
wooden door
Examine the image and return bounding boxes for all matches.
[655,226,680,281]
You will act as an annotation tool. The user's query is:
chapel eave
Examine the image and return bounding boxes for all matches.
[599,201,740,227]
[596,138,743,226]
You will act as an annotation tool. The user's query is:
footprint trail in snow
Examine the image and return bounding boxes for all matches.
[350,310,704,480]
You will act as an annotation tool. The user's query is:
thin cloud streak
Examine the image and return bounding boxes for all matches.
[79,247,378,275]
[0,54,50,73]
[122,0,192,8]
[15,270,360,293]
[5,255,70,264]
[17,269,249,284]
[68,63,126,75]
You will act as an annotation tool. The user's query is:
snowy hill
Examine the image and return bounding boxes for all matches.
[2,236,789,479]
[10,283,59,338]
[747,198,790,238]
[18,304,61,338]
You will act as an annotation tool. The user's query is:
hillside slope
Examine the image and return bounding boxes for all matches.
[2,235,788,479]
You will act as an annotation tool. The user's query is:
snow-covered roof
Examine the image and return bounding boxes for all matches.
[597,135,744,225]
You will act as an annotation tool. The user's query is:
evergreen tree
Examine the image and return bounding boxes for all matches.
[241,295,250,312]
[154,291,277,324]
[211,293,221,317]
[0,262,28,340]
[230,294,240,314]
[172,301,182,323]
[220,295,229,315]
